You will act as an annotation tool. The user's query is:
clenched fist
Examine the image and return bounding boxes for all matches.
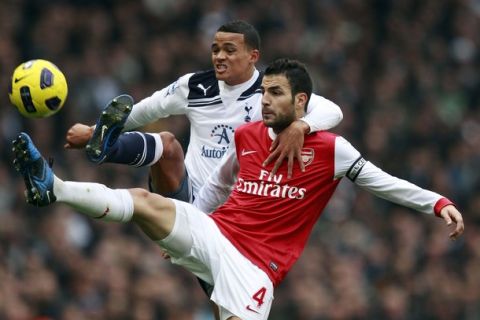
[65,123,94,149]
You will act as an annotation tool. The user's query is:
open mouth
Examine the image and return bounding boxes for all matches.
[215,64,228,73]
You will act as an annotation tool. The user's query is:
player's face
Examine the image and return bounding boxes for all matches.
[261,74,299,133]
[211,32,259,85]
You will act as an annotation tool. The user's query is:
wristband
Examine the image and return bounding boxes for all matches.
[433,197,454,217]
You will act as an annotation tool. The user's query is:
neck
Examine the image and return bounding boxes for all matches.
[271,123,290,135]
[226,66,255,86]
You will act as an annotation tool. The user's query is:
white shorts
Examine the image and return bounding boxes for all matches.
[157,199,274,320]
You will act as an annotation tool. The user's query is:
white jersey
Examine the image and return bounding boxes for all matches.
[123,69,343,197]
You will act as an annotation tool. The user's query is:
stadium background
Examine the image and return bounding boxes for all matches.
[0,0,479,319]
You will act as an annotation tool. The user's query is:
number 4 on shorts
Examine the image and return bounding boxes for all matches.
[252,287,267,307]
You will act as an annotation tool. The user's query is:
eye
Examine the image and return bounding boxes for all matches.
[223,46,236,54]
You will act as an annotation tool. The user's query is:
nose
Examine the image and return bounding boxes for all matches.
[215,49,227,60]
[261,92,270,107]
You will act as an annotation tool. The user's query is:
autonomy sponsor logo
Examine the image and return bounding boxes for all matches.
[210,124,234,145]
[201,124,235,159]
[201,145,228,159]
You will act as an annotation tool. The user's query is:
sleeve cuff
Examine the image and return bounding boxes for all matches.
[433,197,454,217]
[298,117,312,134]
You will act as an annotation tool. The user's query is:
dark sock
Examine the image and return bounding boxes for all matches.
[105,132,160,167]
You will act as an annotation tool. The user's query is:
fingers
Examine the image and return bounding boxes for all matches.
[296,149,305,173]
[270,156,283,177]
[160,251,171,260]
[263,147,283,176]
[287,152,304,178]
[64,143,71,149]
[269,138,279,152]
[262,149,279,168]
[264,149,306,178]
[268,151,305,178]
[449,225,463,240]
[441,207,465,240]
[287,154,294,179]
[443,213,453,226]
[264,130,306,177]
[449,214,464,241]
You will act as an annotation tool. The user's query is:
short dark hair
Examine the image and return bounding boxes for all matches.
[264,58,312,108]
[217,20,261,50]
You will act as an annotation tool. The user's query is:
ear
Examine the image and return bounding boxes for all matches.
[295,92,308,111]
[249,49,260,64]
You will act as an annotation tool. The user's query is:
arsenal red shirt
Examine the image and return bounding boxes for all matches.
[196,121,452,286]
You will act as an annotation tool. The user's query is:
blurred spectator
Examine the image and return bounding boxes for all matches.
[0,0,478,319]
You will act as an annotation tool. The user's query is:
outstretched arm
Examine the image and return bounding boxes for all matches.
[334,136,465,240]
[64,74,192,149]
[355,164,465,240]
[263,94,343,177]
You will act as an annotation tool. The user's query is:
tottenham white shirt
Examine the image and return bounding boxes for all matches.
[122,69,343,197]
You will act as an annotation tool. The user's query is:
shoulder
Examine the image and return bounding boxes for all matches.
[308,130,339,143]
[239,71,263,100]
[310,132,358,155]
[333,135,362,163]
[306,131,344,158]
[234,121,265,142]
[187,69,220,99]
[188,69,217,84]
[236,120,264,134]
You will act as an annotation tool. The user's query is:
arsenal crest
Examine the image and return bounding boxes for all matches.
[301,148,314,166]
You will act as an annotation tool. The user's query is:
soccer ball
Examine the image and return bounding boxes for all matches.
[8,59,68,118]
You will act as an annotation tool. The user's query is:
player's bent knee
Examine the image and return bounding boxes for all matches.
[159,131,183,159]
[129,188,177,240]
[149,131,186,194]
[129,188,172,211]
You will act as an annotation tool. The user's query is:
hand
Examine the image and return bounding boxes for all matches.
[64,123,95,149]
[160,250,171,260]
[262,120,310,178]
[439,205,464,240]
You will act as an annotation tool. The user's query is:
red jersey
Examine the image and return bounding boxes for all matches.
[210,121,341,286]
[199,121,451,287]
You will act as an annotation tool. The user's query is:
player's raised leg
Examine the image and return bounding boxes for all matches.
[12,132,56,207]
[13,132,177,241]
[83,94,188,200]
[148,132,188,198]
[85,94,134,163]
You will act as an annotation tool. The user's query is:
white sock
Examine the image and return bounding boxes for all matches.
[147,133,163,166]
[53,176,134,222]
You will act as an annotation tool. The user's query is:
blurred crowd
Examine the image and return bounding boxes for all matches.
[0,0,479,319]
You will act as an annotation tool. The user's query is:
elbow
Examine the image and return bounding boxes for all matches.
[335,104,344,124]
